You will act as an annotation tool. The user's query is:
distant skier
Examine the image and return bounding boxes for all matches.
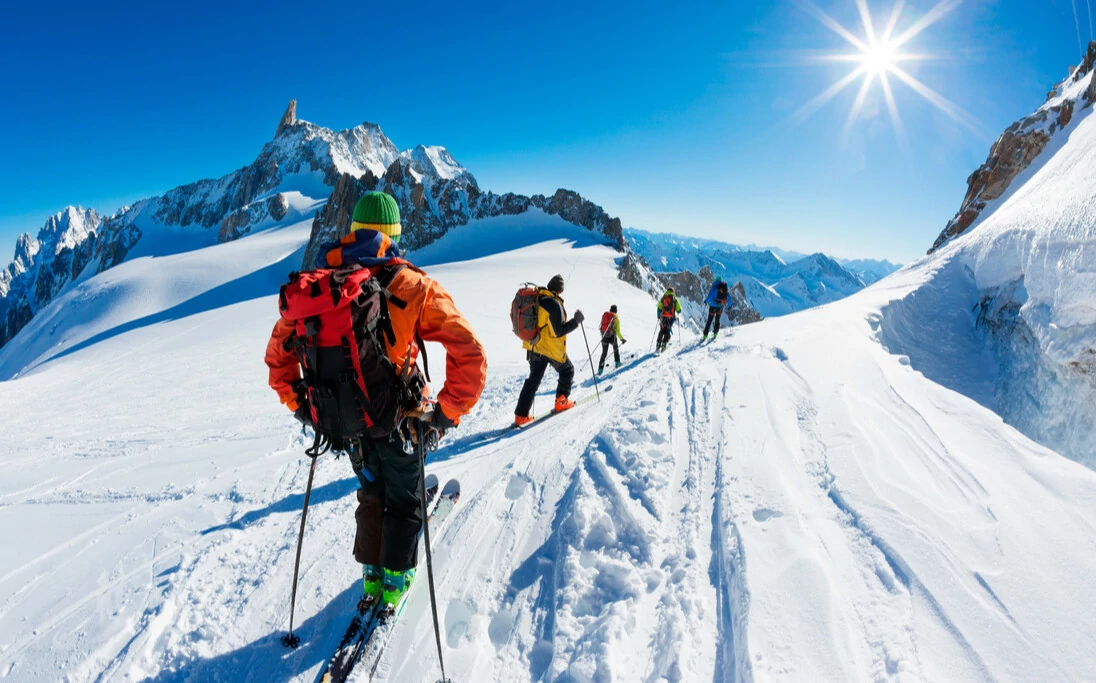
[655,287,681,353]
[702,275,730,341]
[597,304,627,375]
[265,191,486,611]
[513,274,584,426]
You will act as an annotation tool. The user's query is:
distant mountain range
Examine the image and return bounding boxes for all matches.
[625,228,901,318]
[0,99,903,352]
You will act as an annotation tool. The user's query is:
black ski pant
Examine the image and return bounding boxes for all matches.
[598,336,620,371]
[656,318,675,350]
[515,352,574,418]
[703,306,724,337]
[352,434,424,572]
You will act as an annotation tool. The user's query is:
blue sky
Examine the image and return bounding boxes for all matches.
[0,0,1090,262]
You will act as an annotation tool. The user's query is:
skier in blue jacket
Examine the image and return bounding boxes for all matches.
[702,276,730,341]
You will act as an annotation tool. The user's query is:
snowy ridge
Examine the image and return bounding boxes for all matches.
[403,145,471,181]
[932,41,1096,252]
[879,44,1096,465]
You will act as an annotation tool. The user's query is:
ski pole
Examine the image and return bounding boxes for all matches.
[649,321,659,353]
[579,323,601,401]
[281,452,319,649]
[414,421,452,683]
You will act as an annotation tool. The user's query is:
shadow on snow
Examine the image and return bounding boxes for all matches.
[141,584,360,683]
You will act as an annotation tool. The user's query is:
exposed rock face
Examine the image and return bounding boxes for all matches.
[617,252,664,298]
[727,282,763,326]
[658,266,713,304]
[302,171,626,269]
[217,193,290,243]
[275,99,297,137]
[931,41,1096,253]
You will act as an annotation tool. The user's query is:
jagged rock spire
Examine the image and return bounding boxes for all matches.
[275,99,297,137]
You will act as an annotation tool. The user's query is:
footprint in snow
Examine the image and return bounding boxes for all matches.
[752,508,784,523]
[505,474,531,500]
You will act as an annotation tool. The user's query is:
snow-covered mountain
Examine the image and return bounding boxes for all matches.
[738,243,901,285]
[879,41,1096,466]
[0,207,102,346]
[626,228,889,317]
[0,101,625,357]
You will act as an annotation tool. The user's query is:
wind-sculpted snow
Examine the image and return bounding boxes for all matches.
[2,223,1095,681]
[880,45,1096,465]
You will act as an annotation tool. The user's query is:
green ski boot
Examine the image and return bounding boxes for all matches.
[381,567,416,608]
[363,564,383,599]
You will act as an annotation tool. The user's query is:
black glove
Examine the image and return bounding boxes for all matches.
[621,338,627,344]
[411,404,456,452]
[293,399,312,427]
[430,405,457,431]
[573,310,585,324]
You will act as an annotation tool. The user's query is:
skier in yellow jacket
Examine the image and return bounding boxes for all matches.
[513,274,584,426]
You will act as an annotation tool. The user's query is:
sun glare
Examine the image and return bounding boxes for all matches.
[860,40,897,74]
[795,0,980,141]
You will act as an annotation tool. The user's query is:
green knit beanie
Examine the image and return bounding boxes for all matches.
[351,192,401,240]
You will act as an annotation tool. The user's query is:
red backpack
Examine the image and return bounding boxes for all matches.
[511,284,542,344]
[600,311,615,334]
[661,294,676,318]
[278,264,426,443]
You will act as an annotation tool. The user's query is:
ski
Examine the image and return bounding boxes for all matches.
[467,385,614,447]
[362,479,461,681]
[316,475,445,683]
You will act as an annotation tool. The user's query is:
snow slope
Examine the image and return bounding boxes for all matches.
[2,205,1095,683]
[880,57,1096,466]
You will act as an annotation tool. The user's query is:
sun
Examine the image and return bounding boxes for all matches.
[860,39,897,74]
[794,0,980,141]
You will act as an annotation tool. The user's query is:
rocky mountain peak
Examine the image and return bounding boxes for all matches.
[931,41,1096,253]
[275,99,297,137]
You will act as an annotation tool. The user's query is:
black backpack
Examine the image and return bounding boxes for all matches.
[715,281,729,305]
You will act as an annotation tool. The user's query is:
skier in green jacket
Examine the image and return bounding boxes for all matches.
[655,288,681,353]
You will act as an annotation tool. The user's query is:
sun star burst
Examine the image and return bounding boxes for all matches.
[795,0,979,141]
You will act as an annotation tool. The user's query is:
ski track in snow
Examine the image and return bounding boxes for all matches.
[2,230,1096,682]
